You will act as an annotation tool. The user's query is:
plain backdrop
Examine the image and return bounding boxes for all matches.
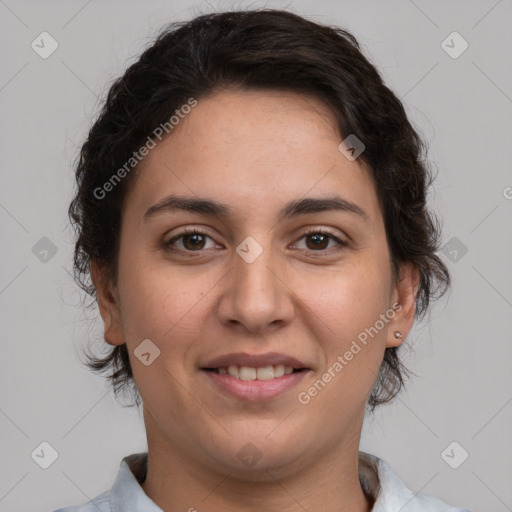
[0,1,511,511]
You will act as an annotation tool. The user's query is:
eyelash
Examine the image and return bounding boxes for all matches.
[164,227,349,255]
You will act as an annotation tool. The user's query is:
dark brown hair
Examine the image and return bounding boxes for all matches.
[69,8,450,411]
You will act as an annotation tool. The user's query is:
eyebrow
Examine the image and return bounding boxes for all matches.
[143,194,369,223]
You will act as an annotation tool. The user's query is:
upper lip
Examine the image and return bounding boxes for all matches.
[201,352,308,369]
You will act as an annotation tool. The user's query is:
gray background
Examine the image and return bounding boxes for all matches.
[1,1,511,511]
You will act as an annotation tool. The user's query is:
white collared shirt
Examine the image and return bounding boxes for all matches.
[52,452,471,512]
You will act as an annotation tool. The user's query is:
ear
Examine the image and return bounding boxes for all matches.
[386,262,420,348]
[90,259,125,347]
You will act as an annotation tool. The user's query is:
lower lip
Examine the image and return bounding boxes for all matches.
[201,369,309,401]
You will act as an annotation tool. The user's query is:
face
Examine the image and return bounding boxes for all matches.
[93,88,418,479]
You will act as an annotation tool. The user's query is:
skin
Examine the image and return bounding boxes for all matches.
[92,88,419,512]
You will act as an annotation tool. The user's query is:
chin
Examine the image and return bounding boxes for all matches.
[203,432,311,480]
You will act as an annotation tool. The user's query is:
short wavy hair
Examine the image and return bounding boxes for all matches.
[68,9,450,411]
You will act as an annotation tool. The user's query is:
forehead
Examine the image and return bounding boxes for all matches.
[124,88,381,225]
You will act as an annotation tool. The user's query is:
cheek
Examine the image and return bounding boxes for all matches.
[117,240,207,335]
[116,253,225,388]
[296,256,391,396]
[296,253,391,339]
[117,265,205,410]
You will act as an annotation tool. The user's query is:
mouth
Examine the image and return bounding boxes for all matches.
[202,365,308,381]
[200,365,310,401]
[200,352,311,400]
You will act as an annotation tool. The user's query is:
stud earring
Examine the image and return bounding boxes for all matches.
[394,331,403,339]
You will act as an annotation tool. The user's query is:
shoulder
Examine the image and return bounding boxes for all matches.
[49,452,149,512]
[50,490,111,512]
[361,453,471,512]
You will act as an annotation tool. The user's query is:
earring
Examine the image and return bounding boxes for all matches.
[394,330,403,339]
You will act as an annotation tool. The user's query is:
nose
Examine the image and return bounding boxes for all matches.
[217,240,295,335]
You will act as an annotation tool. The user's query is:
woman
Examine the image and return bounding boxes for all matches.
[55,8,470,512]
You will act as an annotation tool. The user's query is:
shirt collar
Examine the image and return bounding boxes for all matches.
[111,452,162,512]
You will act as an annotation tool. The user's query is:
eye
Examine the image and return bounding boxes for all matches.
[165,228,220,252]
[292,228,348,253]
[164,227,348,255]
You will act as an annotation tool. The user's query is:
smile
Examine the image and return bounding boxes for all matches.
[201,366,310,401]
[205,364,304,380]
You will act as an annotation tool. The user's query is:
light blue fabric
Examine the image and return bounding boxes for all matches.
[52,452,470,512]
[369,456,470,512]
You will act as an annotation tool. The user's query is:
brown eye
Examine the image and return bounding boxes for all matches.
[305,232,330,250]
[294,229,348,253]
[165,229,217,252]
[181,233,207,250]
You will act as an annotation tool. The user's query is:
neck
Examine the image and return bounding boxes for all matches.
[140,415,374,512]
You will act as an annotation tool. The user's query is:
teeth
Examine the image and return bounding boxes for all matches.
[239,367,257,381]
[227,365,239,378]
[274,365,285,378]
[256,366,274,380]
[219,364,296,380]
